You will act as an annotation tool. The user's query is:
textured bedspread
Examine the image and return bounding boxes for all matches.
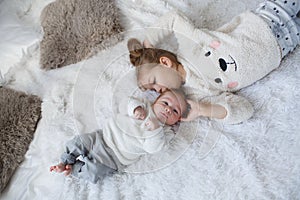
[0,0,299,199]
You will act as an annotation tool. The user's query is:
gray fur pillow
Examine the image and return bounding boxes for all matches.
[0,87,42,193]
[40,0,123,70]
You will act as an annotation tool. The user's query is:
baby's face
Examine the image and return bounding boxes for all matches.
[152,91,186,125]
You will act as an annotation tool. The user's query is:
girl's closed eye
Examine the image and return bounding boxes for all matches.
[152,77,156,84]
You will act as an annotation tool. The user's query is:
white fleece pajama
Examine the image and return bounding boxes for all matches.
[146,1,299,124]
[60,97,174,183]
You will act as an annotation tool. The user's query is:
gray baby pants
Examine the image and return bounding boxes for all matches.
[61,130,124,184]
[256,0,300,58]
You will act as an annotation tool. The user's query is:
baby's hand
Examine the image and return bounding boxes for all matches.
[180,99,199,122]
[134,106,146,120]
[145,118,160,131]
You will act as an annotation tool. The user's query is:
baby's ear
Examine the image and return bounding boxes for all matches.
[127,38,143,52]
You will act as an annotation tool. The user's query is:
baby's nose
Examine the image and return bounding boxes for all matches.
[165,106,171,113]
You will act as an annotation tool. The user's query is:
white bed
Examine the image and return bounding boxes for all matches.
[1,0,300,199]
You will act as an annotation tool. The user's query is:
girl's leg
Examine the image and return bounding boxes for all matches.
[256,0,300,58]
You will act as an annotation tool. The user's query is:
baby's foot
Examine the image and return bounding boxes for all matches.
[50,163,72,176]
[64,164,72,176]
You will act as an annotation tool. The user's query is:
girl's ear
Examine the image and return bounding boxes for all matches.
[159,56,173,68]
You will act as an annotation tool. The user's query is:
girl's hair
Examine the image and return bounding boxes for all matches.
[127,38,181,69]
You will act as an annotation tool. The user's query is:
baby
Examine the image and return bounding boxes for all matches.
[50,89,189,183]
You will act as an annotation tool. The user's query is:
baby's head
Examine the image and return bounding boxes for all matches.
[127,38,184,93]
[152,89,189,126]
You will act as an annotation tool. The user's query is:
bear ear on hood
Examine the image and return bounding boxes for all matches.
[127,38,143,52]
[209,40,221,49]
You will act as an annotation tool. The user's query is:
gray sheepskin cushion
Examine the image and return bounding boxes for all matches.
[0,87,42,193]
[40,0,124,70]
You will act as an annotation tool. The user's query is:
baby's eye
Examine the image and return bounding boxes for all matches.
[163,101,168,106]
[205,51,211,57]
[173,109,179,115]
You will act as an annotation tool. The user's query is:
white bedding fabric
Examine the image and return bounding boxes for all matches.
[1,0,300,199]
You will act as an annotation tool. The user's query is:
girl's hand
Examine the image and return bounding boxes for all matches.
[134,106,147,120]
[143,39,154,48]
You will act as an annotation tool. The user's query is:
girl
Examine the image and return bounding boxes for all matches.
[128,0,300,124]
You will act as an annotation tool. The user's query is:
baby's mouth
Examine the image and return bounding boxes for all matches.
[159,112,168,121]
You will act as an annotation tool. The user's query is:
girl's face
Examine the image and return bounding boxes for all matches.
[138,64,183,93]
[152,90,186,125]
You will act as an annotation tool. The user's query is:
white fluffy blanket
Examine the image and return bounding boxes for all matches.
[1,0,300,199]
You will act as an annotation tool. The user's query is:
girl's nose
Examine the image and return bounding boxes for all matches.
[160,87,167,93]
[153,85,166,93]
[153,85,161,93]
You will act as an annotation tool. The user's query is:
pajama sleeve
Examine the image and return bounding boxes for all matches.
[127,97,146,117]
[118,96,146,117]
[146,10,197,46]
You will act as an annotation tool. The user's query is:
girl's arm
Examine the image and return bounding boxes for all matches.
[145,11,197,47]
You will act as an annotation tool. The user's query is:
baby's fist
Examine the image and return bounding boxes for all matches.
[134,106,146,120]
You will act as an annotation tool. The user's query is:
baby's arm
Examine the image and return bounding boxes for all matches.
[182,92,254,124]
[181,100,227,121]
[127,97,148,119]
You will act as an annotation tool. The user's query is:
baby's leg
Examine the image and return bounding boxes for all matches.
[77,157,115,184]
[50,134,95,177]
